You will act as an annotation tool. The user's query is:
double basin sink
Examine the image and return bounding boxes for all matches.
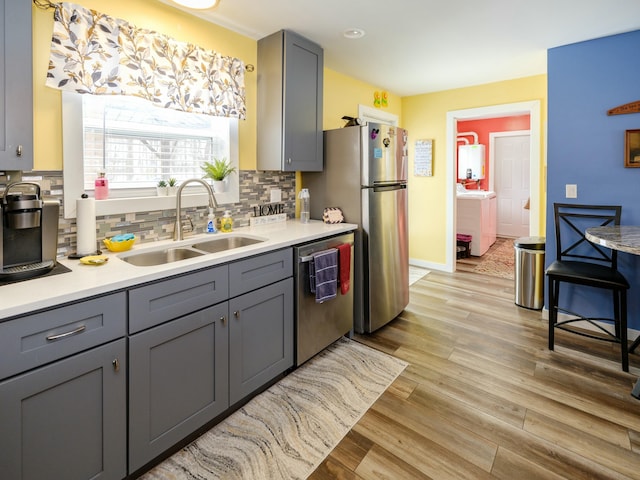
[119,235,266,267]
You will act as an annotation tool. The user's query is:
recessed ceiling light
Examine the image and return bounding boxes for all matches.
[172,0,219,9]
[343,28,365,39]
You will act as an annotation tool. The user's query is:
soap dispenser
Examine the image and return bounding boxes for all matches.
[220,210,233,233]
[206,208,217,233]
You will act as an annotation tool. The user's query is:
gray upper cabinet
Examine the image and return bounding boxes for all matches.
[257,30,323,172]
[0,0,33,170]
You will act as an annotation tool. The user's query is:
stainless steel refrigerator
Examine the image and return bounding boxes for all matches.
[303,123,409,333]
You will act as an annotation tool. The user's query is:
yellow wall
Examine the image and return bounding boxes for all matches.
[32,0,257,170]
[323,68,401,129]
[402,75,547,265]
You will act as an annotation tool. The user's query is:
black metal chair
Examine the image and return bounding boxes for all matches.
[546,203,630,371]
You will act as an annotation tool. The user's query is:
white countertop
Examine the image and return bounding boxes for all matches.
[0,220,357,320]
[456,190,496,199]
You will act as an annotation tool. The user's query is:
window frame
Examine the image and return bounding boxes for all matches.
[62,92,239,219]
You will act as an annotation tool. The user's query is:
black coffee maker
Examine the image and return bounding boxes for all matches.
[0,182,59,280]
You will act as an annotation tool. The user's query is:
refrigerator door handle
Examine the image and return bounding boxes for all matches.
[371,183,407,192]
[372,180,407,187]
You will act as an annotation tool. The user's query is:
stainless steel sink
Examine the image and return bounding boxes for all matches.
[191,235,265,253]
[119,235,266,266]
[120,247,204,267]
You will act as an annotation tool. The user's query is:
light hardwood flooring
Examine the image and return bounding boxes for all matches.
[310,269,640,479]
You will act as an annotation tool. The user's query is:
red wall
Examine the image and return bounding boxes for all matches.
[457,115,530,190]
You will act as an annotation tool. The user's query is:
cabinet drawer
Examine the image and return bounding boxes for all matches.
[129,266,228,334]
[0,292,126,380]
[229,248,292,297]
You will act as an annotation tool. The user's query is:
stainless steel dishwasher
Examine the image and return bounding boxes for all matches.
[294,232,354,366]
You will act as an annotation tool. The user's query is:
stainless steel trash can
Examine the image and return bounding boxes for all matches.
[514,236,545,310]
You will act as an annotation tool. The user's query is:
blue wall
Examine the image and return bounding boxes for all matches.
[547,29,640,330]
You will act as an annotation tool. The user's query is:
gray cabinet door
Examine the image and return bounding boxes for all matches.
[0,339,127,480]
[229,278,293,405]
[283,31,323,172]
[0,0,33,170]
[257,30,323,172]
[128,302,229,473]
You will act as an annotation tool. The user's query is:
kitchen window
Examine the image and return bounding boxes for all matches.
[62,92,239,219]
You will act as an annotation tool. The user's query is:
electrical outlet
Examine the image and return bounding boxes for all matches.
[270,188,282,203]
[565,184,577,198]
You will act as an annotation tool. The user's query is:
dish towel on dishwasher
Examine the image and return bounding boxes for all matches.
[309,248,338,303]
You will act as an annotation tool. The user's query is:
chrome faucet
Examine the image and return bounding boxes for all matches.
[174,179,218,241]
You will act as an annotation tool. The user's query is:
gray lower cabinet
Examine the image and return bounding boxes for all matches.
[229,278,294,405]
[0,338,127,480]
[0,292,127,480]
[0,247,295,479]
[128,302,229,473]
[128,249,293,472]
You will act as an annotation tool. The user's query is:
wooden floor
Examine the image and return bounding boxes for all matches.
[310,269,640,479]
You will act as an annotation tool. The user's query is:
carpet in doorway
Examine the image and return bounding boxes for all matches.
[139,337,408,480]
[473,237,515,280]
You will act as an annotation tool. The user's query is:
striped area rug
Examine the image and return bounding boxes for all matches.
[140,338,407,480]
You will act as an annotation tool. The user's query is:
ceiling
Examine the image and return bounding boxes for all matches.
[160,0,640,97]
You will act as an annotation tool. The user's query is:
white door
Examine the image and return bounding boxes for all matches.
[494,134,530,237]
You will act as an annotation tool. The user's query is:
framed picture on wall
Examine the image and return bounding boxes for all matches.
[625,129,640,167]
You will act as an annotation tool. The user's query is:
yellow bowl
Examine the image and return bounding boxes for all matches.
[103,236,136,252]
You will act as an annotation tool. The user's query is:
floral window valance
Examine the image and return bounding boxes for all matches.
[46,2,246,119]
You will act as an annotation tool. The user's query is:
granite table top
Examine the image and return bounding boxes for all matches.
[585,226,640,256]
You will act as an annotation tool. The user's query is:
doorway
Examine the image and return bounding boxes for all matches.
[445,101,542,272]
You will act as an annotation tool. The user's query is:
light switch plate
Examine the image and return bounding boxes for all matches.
[270,188,282,203]
[565,184,577,198]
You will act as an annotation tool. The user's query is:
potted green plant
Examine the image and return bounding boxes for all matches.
[167,178,179,195]
[201,158,237,193]
[156,179,168,196]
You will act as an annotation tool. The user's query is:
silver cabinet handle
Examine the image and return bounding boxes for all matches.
[287,158,292,164]
[46,325,86,341]
[112,359,120,372]
[220,316,226,325]
[233,311,239,318]
[16,145,22,157]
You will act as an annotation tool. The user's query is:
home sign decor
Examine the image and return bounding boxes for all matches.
[249,203,287,226]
